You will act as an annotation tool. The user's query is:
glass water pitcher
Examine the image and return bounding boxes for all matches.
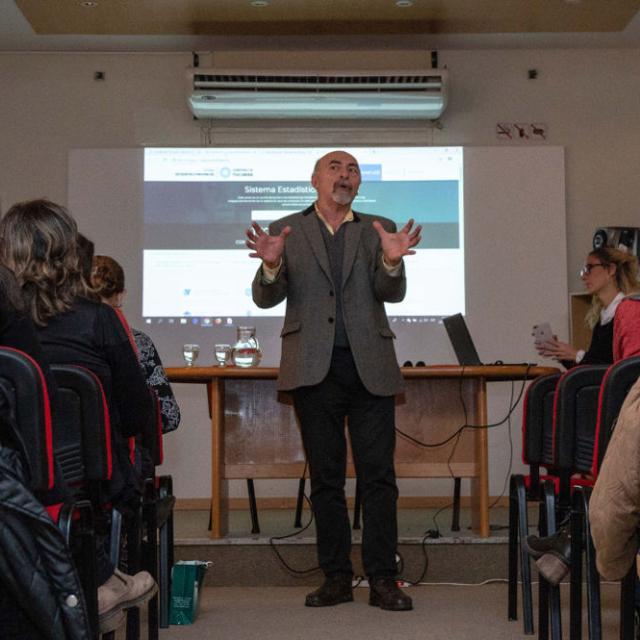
[232,326,261,367]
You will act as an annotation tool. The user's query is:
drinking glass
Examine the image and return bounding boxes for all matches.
[182,343,200,367]
[214,344,232,367]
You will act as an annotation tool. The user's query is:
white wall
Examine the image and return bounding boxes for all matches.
[1,48,639,501]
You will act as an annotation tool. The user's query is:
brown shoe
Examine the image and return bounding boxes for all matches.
[305,575,353,607]
[98,569,158,631]
[369,577,413,611]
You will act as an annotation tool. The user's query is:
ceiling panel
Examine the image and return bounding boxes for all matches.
[15,0,640,37]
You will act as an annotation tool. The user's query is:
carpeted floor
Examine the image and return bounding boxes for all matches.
[123,582,623,639]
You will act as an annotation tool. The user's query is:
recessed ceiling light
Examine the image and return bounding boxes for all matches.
[250,0,269,6]
[396,0,413,6]
[80,1,98,6]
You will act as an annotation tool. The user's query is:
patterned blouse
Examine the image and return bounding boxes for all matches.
[132,327,181,433]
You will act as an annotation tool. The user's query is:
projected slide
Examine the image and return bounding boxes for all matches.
[142,146,464,320]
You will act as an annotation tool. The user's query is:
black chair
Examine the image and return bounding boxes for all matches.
[568,357,640,640]
[0,348,98,638]
[131,389,175,639]
[539,364,608,640]
[508,371,561,636]
[0,346,54,491]
[51,364,126,640]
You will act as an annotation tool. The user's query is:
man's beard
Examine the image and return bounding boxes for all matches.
[331,184,356,206]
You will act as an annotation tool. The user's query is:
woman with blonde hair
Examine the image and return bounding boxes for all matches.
[0,199,157,633]
[536,246,640,367]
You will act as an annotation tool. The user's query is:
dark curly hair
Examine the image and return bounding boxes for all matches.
[0,199,89,326]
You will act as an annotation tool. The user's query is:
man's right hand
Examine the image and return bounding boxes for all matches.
[245,221,291,269]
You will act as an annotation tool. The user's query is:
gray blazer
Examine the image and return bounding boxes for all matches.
[252,205,406,396]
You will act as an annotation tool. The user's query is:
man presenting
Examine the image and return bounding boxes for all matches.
[246,150,421,611]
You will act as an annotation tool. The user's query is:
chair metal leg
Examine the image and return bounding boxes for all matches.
[515,476,534,635]
[125,503,143,640]
[246,479,260,534]
[159,517,172,629]
[508,476,519,622]
[569,491,584,640]
[543,481,563,640]
[451,477,461,532]
[538,496,550,640]
[143,492,159,640]
[580,489,601,640]
[110,508,123,568]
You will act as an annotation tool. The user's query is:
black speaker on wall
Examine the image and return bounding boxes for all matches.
[593,227,640,258]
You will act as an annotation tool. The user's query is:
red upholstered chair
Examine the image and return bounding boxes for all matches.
[535,364,608,640]
[111,307,175,638]
[0,348,98,638]
[0,346,54,491]
[567,356,640,640]
[508,371,561,635]
[138,390,176,636]
[51,363,118,639]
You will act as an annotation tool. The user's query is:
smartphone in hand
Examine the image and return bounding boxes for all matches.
[532,322,554,346]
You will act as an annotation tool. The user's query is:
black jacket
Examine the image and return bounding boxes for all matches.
[0,443,92,639]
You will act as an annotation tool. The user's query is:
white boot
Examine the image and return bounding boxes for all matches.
[98,569,157,632]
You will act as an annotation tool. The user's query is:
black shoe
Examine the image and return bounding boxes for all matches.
[524,527,571,563]
[369,577,413,611]
[305,575,353,607]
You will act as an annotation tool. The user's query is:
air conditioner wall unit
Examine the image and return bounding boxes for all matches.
[186,68,448,120]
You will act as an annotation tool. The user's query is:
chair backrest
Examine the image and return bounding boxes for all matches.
[592,355,640,477]
[553,364,608,473]
[145,389,164,467]
[0,346,54,490]
[522,372,561,467]
[50,364,112,484]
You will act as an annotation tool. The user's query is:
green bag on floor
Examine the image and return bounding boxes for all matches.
[169,560,211,625]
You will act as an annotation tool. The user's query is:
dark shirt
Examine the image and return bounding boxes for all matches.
[0,296,67,504]
[581,320,614,365]
[318,217,350,348]
[37,298,152,439]
[37,298,153,502]
[562,319,614,369]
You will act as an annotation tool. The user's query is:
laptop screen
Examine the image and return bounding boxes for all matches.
[442,313,483,366]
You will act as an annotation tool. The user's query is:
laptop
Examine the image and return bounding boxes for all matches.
[443,313,536,367]
[442,313,483,366]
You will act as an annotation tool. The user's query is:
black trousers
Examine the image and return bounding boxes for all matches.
[292,347,399,579]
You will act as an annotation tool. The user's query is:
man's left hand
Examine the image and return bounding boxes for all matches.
[373,219,422,266]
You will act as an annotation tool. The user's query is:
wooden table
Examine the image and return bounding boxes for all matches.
[166,364,557,538]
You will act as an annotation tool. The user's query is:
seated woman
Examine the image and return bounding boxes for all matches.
[0,199,157,633]
[536,247,640,367]
[0,264,93,639]
[91,254,181,435]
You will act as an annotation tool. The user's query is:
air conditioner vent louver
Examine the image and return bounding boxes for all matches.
[187,69,448,120]
[192,74,443,93]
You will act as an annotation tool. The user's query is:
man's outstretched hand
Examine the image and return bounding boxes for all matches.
[245,221,291,269]
[372,219,422,266]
